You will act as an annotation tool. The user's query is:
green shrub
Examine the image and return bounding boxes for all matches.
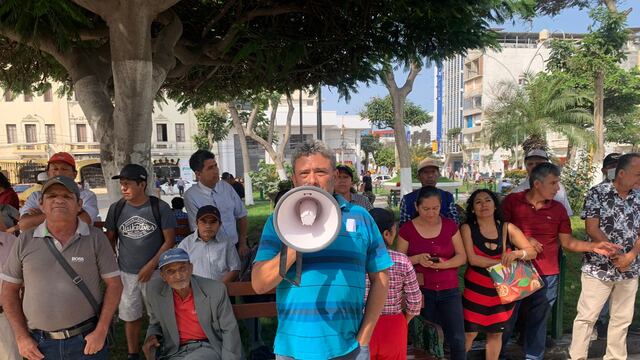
[504,169,528,186]
[561,153,594,215]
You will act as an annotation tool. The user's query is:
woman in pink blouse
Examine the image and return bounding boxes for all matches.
[397,186,467,360]
[367,208,422,359]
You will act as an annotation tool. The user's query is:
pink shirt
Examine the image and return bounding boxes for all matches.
[399,217,459,291]
[0,232,17,306]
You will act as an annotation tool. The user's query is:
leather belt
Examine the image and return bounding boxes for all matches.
[180,339,209,347]
[31,318,96,340]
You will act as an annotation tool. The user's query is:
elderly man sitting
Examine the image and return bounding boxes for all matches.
[143,248,241,360]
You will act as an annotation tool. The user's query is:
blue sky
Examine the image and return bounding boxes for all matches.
[322,2,640,115]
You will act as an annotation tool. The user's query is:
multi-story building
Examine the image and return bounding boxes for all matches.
[435,29,640,174]
[0,83,199,186]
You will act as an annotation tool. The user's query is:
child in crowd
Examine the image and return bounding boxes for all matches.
[177,205,240,283]
[367,208,422,359]
[171,196,189,244]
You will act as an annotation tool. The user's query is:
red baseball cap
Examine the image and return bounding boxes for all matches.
[48,152,76,169]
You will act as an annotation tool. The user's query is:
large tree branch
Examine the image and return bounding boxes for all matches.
[277,91,294,157]
[399,61,421,97]
[201,0,240,38]
[602,0,617,12]
[175,43,231,66]
[0,26,68,66]
[79,27,109,41]
[245,106,260,133]
[151,10,183,92]
[267,97,278,145]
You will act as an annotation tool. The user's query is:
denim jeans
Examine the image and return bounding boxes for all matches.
[276,345,369,360]
[31,330,108,360]
[501,274,559,360]
[421,287,466,360]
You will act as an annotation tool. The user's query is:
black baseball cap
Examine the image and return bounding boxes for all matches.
[603,153,622,169]
[196,205,221,222]
[112,164,148,181]
[336,165,354,180]
[369,208,395,233]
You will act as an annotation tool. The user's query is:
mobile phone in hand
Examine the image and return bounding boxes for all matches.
[429,257,440,263]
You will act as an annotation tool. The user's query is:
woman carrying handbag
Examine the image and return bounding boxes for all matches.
[460,189,537,360]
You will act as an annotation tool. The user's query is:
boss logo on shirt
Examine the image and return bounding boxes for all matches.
[71,257,85,263]
[120,216,158,239]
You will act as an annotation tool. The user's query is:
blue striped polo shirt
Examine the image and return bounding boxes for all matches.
[255,196,393,359]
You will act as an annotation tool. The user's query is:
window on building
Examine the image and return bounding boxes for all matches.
[4,91,14,102]
[43,88,53,102]
[25,124,37,143]
[466,116,473,128]
[175,123,185,142]
[24,93,33,102]
[6,125,16,144]
[76,124,87,142]
[306,99,314,106]
[45,124,56,144]
[156,124,168,142]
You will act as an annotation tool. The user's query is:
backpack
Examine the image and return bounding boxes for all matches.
[111,196,163,241]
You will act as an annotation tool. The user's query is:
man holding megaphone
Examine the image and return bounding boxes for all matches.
[252,140,393,360]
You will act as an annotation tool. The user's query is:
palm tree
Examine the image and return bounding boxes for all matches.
[486,74,594,166]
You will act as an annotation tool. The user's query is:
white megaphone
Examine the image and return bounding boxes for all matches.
[273,186,342,285]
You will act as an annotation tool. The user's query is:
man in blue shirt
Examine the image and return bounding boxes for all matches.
[252,140,392,360]
[399,158,459,225]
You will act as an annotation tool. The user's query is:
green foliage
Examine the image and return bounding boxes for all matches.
[447,127,462,140]
[544,7,640,148]
[360,134,383,171]
[249,160,292,199]
[605,110,640,147]
[486,74,593,152]
[561,153,595,214]
[192,134,209,150]
[360,95,431,129]
[373,145,395,171]
[504,169,528,186]
[193,107,230,149]
[410,144,433,179]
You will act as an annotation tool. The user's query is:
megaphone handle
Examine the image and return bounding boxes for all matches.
[279,245,303,286]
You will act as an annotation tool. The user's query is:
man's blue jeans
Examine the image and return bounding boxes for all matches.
[31,331,108,360]
[501,274,559,360]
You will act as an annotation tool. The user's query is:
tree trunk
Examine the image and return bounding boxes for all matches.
[228,103,255,206]
[593,71,605,166]
[380,61,421,196]
[565,139,574,166]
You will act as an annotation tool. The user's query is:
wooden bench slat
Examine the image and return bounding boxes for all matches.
[227,281,275,296]
[232,302,277,320]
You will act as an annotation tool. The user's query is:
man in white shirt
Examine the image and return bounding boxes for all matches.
[0,232,19,359]
[511,149,573,216]
[18,152,98,230]
[183,150,249,257]
[178,205,240,283]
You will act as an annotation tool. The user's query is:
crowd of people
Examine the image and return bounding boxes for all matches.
[0,143,638,360]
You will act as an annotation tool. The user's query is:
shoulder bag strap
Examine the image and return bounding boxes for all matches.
[44,236,100,315]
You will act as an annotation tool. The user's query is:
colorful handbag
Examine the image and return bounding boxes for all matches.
[486,222,544,304]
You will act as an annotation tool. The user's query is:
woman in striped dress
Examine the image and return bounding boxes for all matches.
[460,189,536,360]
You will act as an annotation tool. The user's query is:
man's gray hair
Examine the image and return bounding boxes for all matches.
[292,140,336,171]
[529,162,561,188]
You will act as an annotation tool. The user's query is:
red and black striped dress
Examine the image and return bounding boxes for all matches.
[462,221,515,333]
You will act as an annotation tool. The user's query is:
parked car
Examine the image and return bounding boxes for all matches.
[373,174,392,182]
[160,179,194,195]
[16,183,40,208]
